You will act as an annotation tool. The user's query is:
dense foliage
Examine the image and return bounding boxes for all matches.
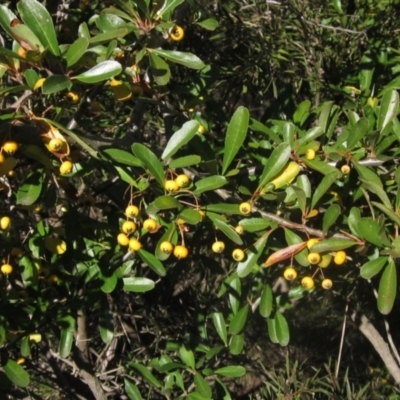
[1,0,400,398]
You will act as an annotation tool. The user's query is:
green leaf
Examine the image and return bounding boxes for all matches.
[156,0,185,18]
[347,117,369,149]
[293,100,311,126]
[101,273,118,293]
[360,179,392,210]
[237,233,269,278]
[99,298,114,344]
[302,159,339,175]
[204,204,241,214]
[20,336,31,357]
[259,284,273,318]
[59,329,74,358]
[3,359,30,387]
[65,37,89,67]
[194,373,212,398]
[152,195,182,211]
[17,0,60,55]
[74,60,122,84]
[238,218,270,232]
[0,5,17,37]
[42,75,72,94]
[378,90,399,131]
[169,155,201,168]
[267,317,279,344]
[102,148,143,167]
[228,305,249,335]
[207,215,243,245]
[16,170,43,206]
[357,218,384,247]
[115,166,136,186]
[179,208,202,225]
[378,260,397,315]
[132,143,165,187]
[275,311,290,347]
[311,170,341,209]
[194,176,227,195]
[348,207,362,238]
[311,238,357,253]
[179,345,195,370]
[90,28,129,44]
[123,277,156,292]
[213,313,228,346]
[162,120,199,160]
[215,365,246,378]
[148,48,205,70]
[360,257,387,279]
[138,250,166,277]
[124,379,143,400]
[221,106,249,175]
[130,363,161,388]
[297,126,324,147]
[156,224,177,260]
[229,277,241,314]
[258,143,291,189]
[23,145,53,169]
[196,18,218,30]
[372,202,400,227]
[352,161,382,187]
[229,334,244,355]
[10,23,44,52]
[322,204,341,234]
[149,52,171,86]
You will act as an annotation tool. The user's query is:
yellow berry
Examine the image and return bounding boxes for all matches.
[305,148,316,160]
[165,180,179,192]
[117,233,130,246]
[301,276,315,290]
[232,248,245,261]
[239,202,252,215]
[212,241,225,253]
[3,141,19,155]
[29,333,42,343]
[66,91,80,104]
[235,225,244,235]
[341,165,351,175]
[45,237,67,254]
[143,218,158,232]
[174,245,189,259]
[170,25,185,41]
[126,205,139,218]
[175,174,190,188]
[283,267,297,281]
[306,238,319,249]
[322,278,333,290]
[59,161,73,175]
[16,357,25,365]
[122,221,137,235]
[48,138,65,152]
[334,250,347,265]
[0,153,5,164]
[1,264,13,275]
[198,125,206,134]
[128,238,142,252]
[0,216,11,230]
[318,254,332,268]
[48,274,59,284]
[160,241,174,254]
[307,252,321,265]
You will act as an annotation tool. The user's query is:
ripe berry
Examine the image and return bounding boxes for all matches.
[341,165,351,175]
[160,241,173,254]
[59,160,73,175]
[232,248,245,261]
[0,153,5,164]
[117,233,130,246]
[170,25,185,41]
[128,238,142,252]
[174,245,189,259]
[122,221,137,235]
[307,252,321,265]
[48,138,65,152]
[126,205,139,218]
[305,149,316,160]
[143,218,157,232]
[198,125,206,134]
[2,141,18,155]
[212,241,225,253]
[165,180,179,192]
[1,264,13,275]
[334,250,347,265]
[239,202,252,215]
[301,276,315,290]
[0,216,11,230]
[235,225,244,235]
[175,174,190,188]
[306,238,319,249]
[283,267,297,281]
[48,275,59,284]
[66,91,80,104]
[322,278,333,289]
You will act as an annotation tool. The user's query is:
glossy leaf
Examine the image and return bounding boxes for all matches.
[323,204,341,233]
[378,89,399,131]
[297,126,324,147]
[16,170,43,206]
[213,313,228,346]
[378,260,397,315]
[90,28,129,44]
[238,218,270,232]
[229,277,241,314]
[179,208,203,225]
[0,5,17,37]
[228,305,249,335]
[162,120,199,160]
[148,48,205,70]
[311,170,341,209]
[169,155,202,168]
[152,195,182,211]
[138,250,166,276]
[293,100,311,125]
[372,202,400,227]
[259,284,273,318]
[130,363,161,388]
[221,106,249,175]
[74,60,122,84]
[20,335,31,357]
[194,373,212,398]
[59,329,74,358]
[124,379,143,400]
[346,117,369,149]
[42,75,72,94]
[311,238,357,253]
[229,333,244,355]
[196,18,218,30]
[156,0,185,18]
[275,311,290,346]
[65,37,89,67]
[123,277,156,292]
[149,52,171,86]
[267,317,279,343]
[102,148,143,167]
[179,345,195,370]
[360,257,387,279]
[302,159,339,175]
[204,203,241,214]
[348,207,362,238]
[357,218,384,247]
[3,359,30,387]
[215,365,246,378]
[258,142,291,189]
[207,215,243,245]
[132,143,165,187]
[99,298,114,344]
[237,232,269,277]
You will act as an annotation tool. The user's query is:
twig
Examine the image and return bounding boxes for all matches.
[335,303,348,379]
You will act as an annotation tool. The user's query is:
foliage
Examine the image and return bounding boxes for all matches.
[0,0,400,398]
